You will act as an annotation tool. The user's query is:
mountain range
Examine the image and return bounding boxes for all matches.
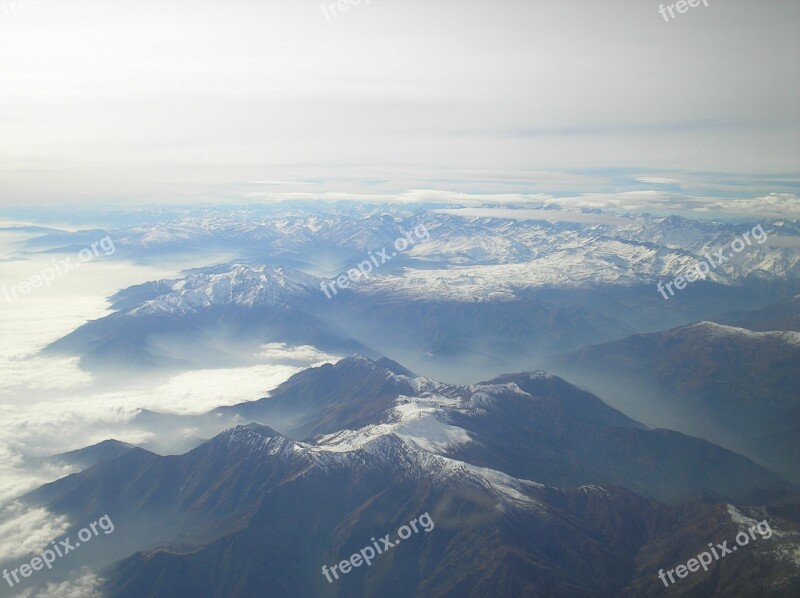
[551,298,800,485]
[9,356,800,597]
[7,207,800,596]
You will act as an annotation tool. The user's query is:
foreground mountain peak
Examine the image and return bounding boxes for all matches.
[333,354,418,378]
[211,423,299,457]
[230,422,284,437]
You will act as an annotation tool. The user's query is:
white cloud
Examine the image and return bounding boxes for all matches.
[551,191,800,219]
[635,177,682,185]
[239,188,800,219]
[256,343,338,366]
[246,180,320,186]
[0,254,339,507]
[433,208,634,225]
[0,503,70,562]
[14,571,103,598]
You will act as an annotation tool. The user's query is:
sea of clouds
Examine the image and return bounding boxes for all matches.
[0,229,338,581]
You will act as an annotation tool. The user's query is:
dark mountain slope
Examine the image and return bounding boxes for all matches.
[552,321,800,483]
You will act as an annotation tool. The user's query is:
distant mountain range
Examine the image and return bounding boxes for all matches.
[29,208,800,379]
[43,265,368,371]
[11,356,800,597]
[552,310,800,484]
[21,211,800,289]
[42,439,136,471]
[711,294,800,332]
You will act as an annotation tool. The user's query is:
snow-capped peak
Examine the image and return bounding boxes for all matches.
[128,264,320,316]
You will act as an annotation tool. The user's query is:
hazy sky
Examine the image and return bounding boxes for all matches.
[1,0,798,206]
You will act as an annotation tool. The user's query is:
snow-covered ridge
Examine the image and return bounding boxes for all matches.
[128,265,320,316]
[215,424,303,459]
[685,322,800,346]
[44,210,800,309]
[308,392,474,457]
[303,370,534,459]
[304,428,547,513]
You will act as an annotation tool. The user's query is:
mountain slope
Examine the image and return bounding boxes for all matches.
[43,265,367,371]
[552,321,800,484]
[37,212,800,380]
[210,355,788,503]
[17,426,799,598]
[41,439,136,471]
[11,356,800,597]
[712,294,800,332]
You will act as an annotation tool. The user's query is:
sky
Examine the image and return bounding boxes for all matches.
[0,0,799,209]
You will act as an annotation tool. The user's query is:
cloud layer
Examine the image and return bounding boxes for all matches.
[0,253,338,512]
